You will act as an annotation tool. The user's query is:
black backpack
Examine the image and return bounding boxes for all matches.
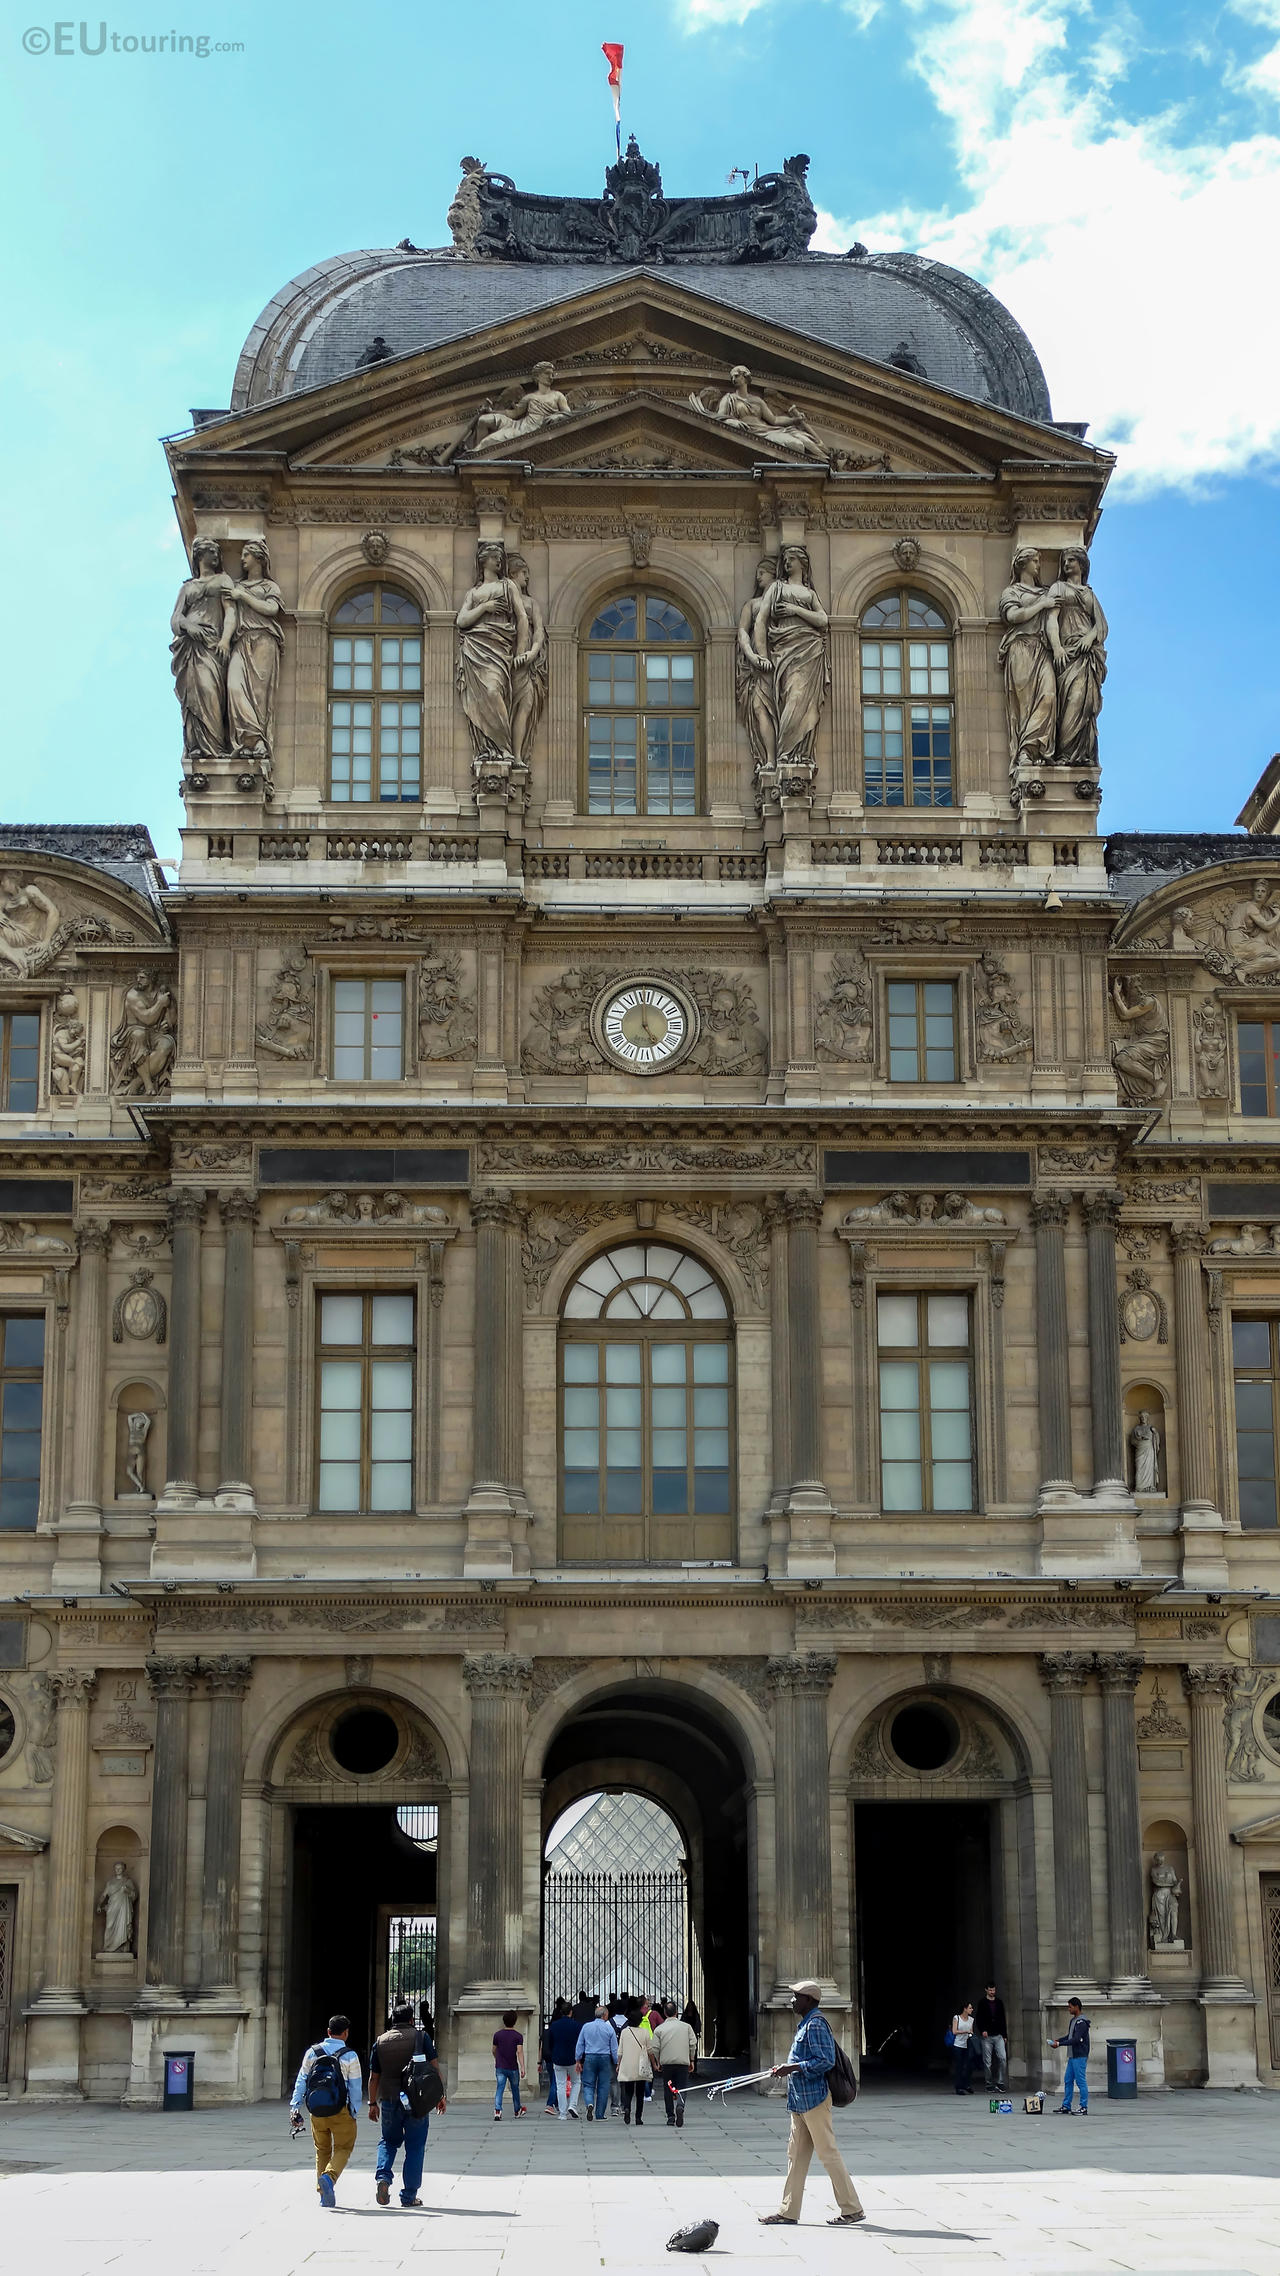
[303,2046,349,2117]
[398,2029,444,2118]
[826,2037,859,2107]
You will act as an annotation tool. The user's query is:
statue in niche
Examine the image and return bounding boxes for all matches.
[0,873,61,979]
[689,366,827,461]
[1148,1853,1183,1949]
[1046,546,1108,768]
[455,541,532,767]
[1193,1000,1228,1097]
[506,553,547,763]
[736,558,778,779]
[220,540,284,779]
[998,546,1058,771]
[49,990,86,1096]
[97,1861,139,1954]
[1129,1409,1161,1494]
[417,949,477,1061]
[124,1410,152,1496]
[754,546,829,779]
[1110,978,1169,1104]
[468,361,573,454]
[170,535,234,762]
[110,971,176,1097]
[1226,881,1280,980]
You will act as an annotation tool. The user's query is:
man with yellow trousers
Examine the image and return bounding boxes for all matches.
[759,1982,865,2229]
[290,2013,364,2208]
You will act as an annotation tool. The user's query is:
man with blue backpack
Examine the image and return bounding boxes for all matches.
[290,2013,364,2207]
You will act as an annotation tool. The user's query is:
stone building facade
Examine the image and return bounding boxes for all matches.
[3,146,1280,2104]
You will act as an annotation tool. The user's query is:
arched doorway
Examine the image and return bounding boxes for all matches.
[540,1682,753,2059]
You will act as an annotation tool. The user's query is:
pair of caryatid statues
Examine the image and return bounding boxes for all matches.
[171,537,284,778]
[735,548,831,800]
[999,544,1108,776]
[454,544,547,780]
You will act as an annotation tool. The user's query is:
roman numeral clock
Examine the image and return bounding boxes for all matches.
[591,977,698,1074]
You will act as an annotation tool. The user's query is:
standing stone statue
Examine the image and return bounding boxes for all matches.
[97,1860,139,1954]
[455,541,531,767]
[1129,1409,1160,1494]
[49,990,86,1096]
[507,553,547,763]
[1148,1853,1183,1948]
[221,540,284,776]
[125,1410,152,1496]
[736,558,778,780]
[754,546,829,779]
[1046,546,1108,767]
[110,971,176,1097]
[998,545,1058,771]
[171,535,233,762]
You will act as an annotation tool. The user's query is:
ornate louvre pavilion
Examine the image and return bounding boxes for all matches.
[4,141,1280,2104]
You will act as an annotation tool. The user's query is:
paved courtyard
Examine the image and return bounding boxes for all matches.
[3,2084,1280,2276]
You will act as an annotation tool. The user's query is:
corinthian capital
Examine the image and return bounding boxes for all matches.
[75,1221,112,1258]
[780,1190,822,1230]
[201,1653,253,1696]
[470,1187,517,1231]
[767,1651,837,1697]
[1182,1662,1236,1699]
[1169,1224,1206,1259]
[1094,1651,1144,1694]
[218,1191,260,1229]
[167,1189,207,1232]
[1081,1188,1122,1231]
[144,1655,201,1700]
[48,1667,97,1709]
[463,1651,532,1698]
[1038,1650,1093,1693]
[1030,1191,1070,1230]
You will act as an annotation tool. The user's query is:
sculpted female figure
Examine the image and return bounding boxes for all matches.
[998,545,1057,770]
[756,545,829,772]
[97,1861,139,1954]
[1226,881,1280,978]
[170,536,233,760]
[455,541,530,763]
[506,553,547,763]
[694,366,827,461]
[1110,977,1169,1104]
[736,557,778,777]
[221,541,284,770]
[471,362,573,452]
[1046,545,1108,767]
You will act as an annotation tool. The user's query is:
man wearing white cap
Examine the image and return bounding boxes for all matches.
[758,1981,865,2228]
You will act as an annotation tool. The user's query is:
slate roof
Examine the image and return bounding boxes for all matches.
[1105,832,1280,908]
[0,824,169,927]
[229,248,1054,426]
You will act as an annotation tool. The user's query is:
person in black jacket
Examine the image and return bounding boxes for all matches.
[975,1983,1008,2089]
[1049,1999,1090,2114]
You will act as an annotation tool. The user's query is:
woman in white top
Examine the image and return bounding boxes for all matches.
[616,2005,657,2127]
[951,2001,977,2095]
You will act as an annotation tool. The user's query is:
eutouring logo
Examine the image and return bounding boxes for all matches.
[22,22,243,54]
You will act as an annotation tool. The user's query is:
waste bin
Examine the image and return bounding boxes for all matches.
[162,2051,195,2110]
[1106,2038,1137,2100]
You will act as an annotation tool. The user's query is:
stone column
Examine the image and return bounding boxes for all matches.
[216,1194,257,1502]
[54,1224,111,1591]
[199,1654,252,1996]
[1183,1664,1246,1990]
[142,1657,199,1999]
[1031,1193,1073,1494]
[163,1191,206,1498]
[464,1189,520,1575]
[1082,1189,1128,1496]
[767,1653,836,1991]
[25,1669,96,2097]
[1171,1229,1228,1586]
[1095,1653,1150,1989]
[780,1192,834,1570]
[1039,1652,1096,1990]
[461,1653,531,1992]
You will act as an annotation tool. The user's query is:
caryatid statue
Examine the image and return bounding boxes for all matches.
[753,545,829,783]
[171,535,234,762]
[998,545,1058,772]
[1046,545,1107,768]
[506,552,547,764]
[221,539,284,776]
[454,541,534,768]
[736,557,778,779]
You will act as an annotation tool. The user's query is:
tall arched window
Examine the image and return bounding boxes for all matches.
[583,590,700,816]
[860,587,954,808]
[328,583,422,803]
[560,1242,733,1563]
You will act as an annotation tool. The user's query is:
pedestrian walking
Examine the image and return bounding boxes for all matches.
[547,1998,582,2119]
[368,2001,444,2208]
[975,1982,1008,2089]
[575,2003,619,2122]
[652,2000,697,2127]
[759,1980,865,2229]
[949,2001,977,2094]
[681,1996,702,2077]
[1050,1998,1090,2114]
[540,1999,567,2114]
[616,2003,655,2126]
[290,2012,363,2209]
[492,2009,526,2118]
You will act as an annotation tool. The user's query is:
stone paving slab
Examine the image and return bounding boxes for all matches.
[2,2088,1280,2276]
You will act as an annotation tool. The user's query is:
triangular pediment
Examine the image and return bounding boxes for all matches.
[0,1819,47,1854]
[370,388,900,475]
[1233,1809,1280,1845]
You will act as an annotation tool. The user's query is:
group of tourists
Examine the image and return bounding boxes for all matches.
[536,1989,701,2124]
[948,1984,1091,2112]
[289,2001,443,2210]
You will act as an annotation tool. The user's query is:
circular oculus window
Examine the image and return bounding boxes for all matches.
[329,1706,401,1777]
[0,1697,14,1767]
[889,1701,960,1772]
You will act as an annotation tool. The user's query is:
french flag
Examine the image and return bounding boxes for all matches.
[602,42,624,148]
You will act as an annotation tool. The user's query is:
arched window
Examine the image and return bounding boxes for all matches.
[860,587,953,808]
[560,1242,733,1563]
[328,583,422,803]
[583,590,700,816]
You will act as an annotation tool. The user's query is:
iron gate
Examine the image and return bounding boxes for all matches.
[386,1913,437,2017]
[541,1868,704,2012]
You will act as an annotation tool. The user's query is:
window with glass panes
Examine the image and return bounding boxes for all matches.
[0,1013,39,1112]
[887,979,958,1081]
[0,1314,44,1529]
[1233,1316,1280,1528]
[860,588,954,807]
[583,592,700,815]
[877,1291,975,1512]
[329,584,423,802]
[316,1292,414,1513]
[1238,1020,1280,1116]
[331,977,403,1080]
[559,1243,733,1563]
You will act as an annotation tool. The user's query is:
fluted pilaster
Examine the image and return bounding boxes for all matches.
[37,1670,97,2001]
[1040,1651,1095,1987]
[164,1191,205,1495]
[768,1652,836,1988]
[1095,1653,1150,1987]
[217,1193,257,1498]
[1082,1190,1127,1493]
[1032,1193,1073,1492]
[1172,1228,1216,1510]
[462,1654,531,1990]
[67,1224,110,1515]
[143,1657,198,1996]
[199,1654,252,1993]
[1184,1664,1245,1989]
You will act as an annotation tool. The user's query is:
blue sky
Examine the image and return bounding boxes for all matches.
[1,0,1277,857]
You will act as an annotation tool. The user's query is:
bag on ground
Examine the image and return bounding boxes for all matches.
[667,2219,720,2253]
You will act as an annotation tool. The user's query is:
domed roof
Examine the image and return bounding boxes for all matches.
[231,246,1053,426]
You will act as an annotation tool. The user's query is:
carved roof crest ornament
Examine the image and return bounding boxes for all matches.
[451,144,817,265]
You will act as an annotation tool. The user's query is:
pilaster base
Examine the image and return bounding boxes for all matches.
[125,2000,253,2106]
[23,2001,87,2098]
[1200,1990,1261,2087]
[452,1988,535,2100]
[50,1505,104,1594]
[1094,1992,1167,2089]
[462,1486,520,1578]
[781,1483,837,1576]
[150,1498,257,1580]
[1179,1503,1231,1590]
[1038,1494,1141,1575]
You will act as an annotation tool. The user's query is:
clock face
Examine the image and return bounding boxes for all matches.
[600,982,688,1071]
